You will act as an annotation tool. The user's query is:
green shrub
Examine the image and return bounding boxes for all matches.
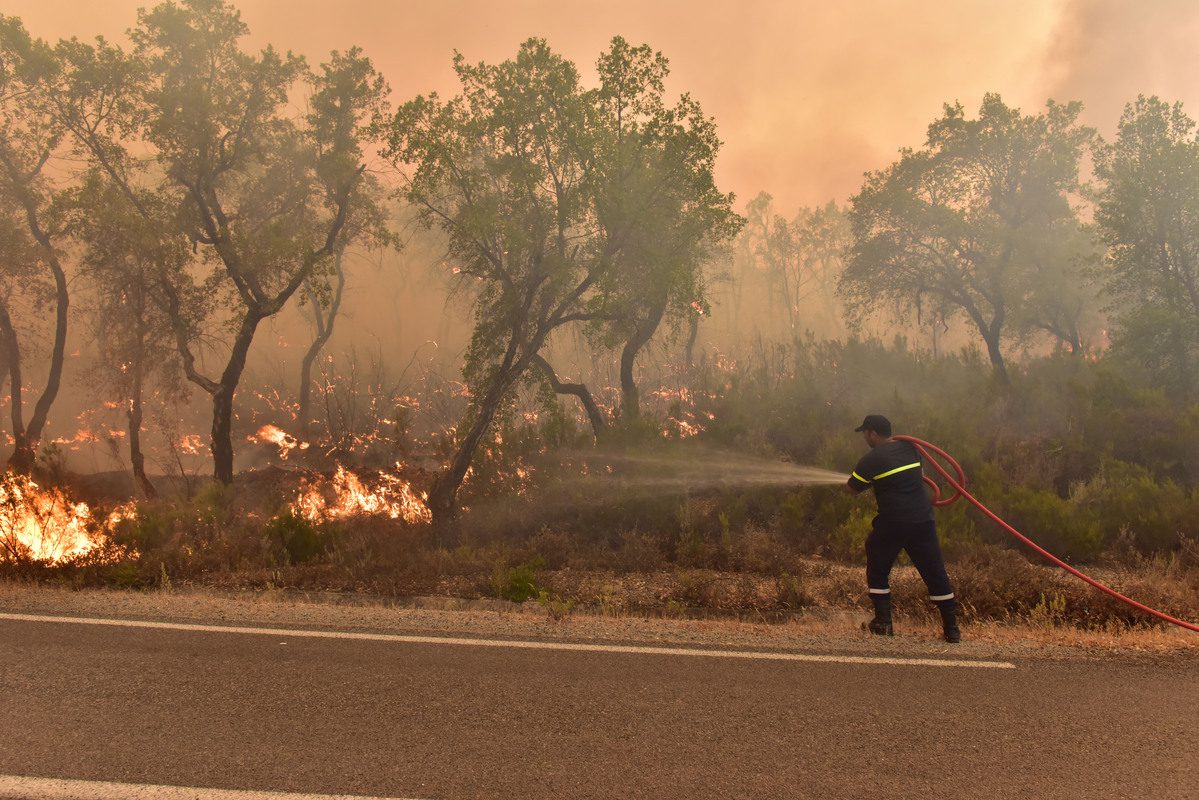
[113,502,177,554]
[104,561,144,589]
[827,506,873,562]
[493,557,544,602]
[991,485,1103,561]
[265,512,330,564]
[1071,459,1190,553]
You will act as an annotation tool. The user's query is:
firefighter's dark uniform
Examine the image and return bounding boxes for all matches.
[847,439,959,639]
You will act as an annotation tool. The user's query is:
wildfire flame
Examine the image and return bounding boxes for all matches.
[0,472,132,564]
[179,434,205,455]
[250,424,309,459]
[292,465,431,525]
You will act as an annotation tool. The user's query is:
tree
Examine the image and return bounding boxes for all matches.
[740,192,798,338]
[587,38,740,422]
[727,195,849,347]
[296,175,393,433]
[0,17,70,472]
[50,0,388,484]
[841,94,1094,383]
[385,37,737,519]
[1013,222,1104,356]
[70,172,186,498]
[385,40,608,520]
[793,201,852,339]
[1096,96,1199,394]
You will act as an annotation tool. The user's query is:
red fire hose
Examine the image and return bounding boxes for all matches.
[894,435,1199,633]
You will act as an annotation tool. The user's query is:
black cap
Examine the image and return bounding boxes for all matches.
[855,414,892,436]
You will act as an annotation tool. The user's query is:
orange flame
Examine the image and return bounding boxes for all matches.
[0,472,132,564]
[292,465,431,525]
[249,424,309,459]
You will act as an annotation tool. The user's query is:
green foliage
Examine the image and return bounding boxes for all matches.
[536,589,575,621]
[264,512,330,564]
[842,94,1097,380]
[383,35,739,514]
[1071,460,1193,553]
[828,506,873,562]
[492,557,544,602]
[1028,590,1068,628]
[989,485,1104,561]
[1096,95,1199,398]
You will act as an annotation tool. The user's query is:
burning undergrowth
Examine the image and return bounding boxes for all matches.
[0,471,134,565]
[291,464,432,525]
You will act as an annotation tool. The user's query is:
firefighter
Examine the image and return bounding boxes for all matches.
[844,414,961,643]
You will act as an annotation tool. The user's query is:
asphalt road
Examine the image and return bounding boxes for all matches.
[1,614,1196,799]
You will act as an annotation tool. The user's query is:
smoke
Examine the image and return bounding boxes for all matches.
[1043,0,1199,133]
[8,0,1061,209]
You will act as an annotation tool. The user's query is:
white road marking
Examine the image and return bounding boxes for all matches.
[0,775,425,800]
[0,611,1016,669]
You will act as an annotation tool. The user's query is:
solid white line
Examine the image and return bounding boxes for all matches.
[0,611,1016,670]
[0,775,425,800]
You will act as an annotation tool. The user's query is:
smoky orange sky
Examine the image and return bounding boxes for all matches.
[10,0,1199,212]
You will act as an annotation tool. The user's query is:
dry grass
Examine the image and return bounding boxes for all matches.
[4,473,1197,640]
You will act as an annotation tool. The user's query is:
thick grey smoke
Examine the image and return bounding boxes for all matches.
[1044,0,1199,132]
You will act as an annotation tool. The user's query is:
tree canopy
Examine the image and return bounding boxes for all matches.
[841,94,1095,382]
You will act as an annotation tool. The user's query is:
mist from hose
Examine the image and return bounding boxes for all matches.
[559,450,848,495]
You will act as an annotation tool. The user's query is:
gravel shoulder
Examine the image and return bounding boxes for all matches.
[2,581,1195,664]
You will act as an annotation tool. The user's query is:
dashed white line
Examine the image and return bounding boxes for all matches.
[0,611,1015,669]
[0,775,425,800]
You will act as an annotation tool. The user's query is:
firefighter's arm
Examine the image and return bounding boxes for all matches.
[844,458,873,495]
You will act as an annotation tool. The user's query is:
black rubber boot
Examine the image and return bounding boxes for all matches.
[937,599,961,643]
[865,593,893,636]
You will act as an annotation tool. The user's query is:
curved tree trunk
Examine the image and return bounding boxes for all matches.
[23,252,69,454]
[210,312,264,485]
[298,250,347,432]
[0,301,28,472]
[427,316,552,523]
[620,300,667,422]
[684,313,700,371]
[982,330,1010,385]
[0,168,70,474]
[532,353,605,436]
[427,372,516,524]
[963,301,1010,386]
[127,353,156,500]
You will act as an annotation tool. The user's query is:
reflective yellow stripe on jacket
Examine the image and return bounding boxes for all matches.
[872,462,922,481]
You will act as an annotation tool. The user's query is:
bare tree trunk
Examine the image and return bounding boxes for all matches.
[128,354,156,499]
[1062,326,1083,357]
[532,353,605,436]
[0,301,28,472]
[210,313,264,485]
[427,316,552,522]
[620,300,667,421]
[983,330,1010,385]
[1,254,68,474]
[24,253,69,450]
[2,266,67,473]
[298,251,346,432]
[684,313,700,370]
[427,373,516,523]
[0,152,70,473]
[963,301,1010,386]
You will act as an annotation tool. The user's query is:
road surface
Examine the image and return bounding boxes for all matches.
[1,610,1196,799]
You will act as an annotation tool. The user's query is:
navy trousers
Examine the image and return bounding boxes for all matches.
[866,517,954,601]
